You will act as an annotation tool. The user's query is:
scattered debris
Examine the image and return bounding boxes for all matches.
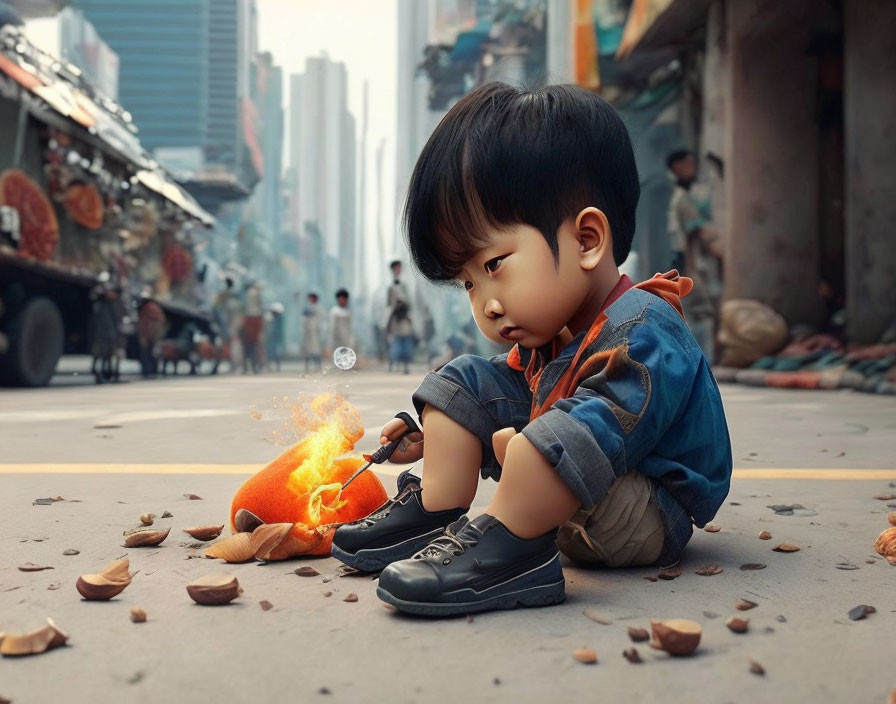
[318,687,331,695]
[140,513,155,526]
[835,562,859,570]
[643,576,658,582]
[649,619,702,656]
[343,593,358,603]
[234,509,265,533]
[695,563,723,576]
[874,527,896,565]
[702,611,720,619]
[703,524,721,533]
[572,648,597,664]
[249,522,292,561]
[259,600,273,611]
[776,615,787,623]
[758,530,773,540]
[322,576,334,584]
[730,501,741,506]
[735,599,758,611]
[183,525,224,541]
[18,563,53,572]
[657,566,682,580]
[740,563,767,571]
[123,527,170,548]
[773,542,801,552]
[627,627,650,642]
[186,573,243,605]
[466,614,474,623]
[887,512,896,526]
[873,494,896,501]
[493,677,501,686]
[32,497,62,506]
[847,604,876,621]
[295,566,321,577]
[129,607,147,623]
[748,657,765,676]
[0,618,68,657]
[583,607,612,625]
[204,533,254,563]
[183,494,203,500]
[46,582,61,591]
[623,647,642,664]
[322,591,332,598]
[767,504,817,516]
[726,617,750,633]
[76,558,133,600]
[161,511,173,518]
[62,549,79,556]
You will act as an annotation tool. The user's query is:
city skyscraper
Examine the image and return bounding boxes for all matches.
[288,55,357,286]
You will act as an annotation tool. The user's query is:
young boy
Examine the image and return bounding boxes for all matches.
[331,82,732,616]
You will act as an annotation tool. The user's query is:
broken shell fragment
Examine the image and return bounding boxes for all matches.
[122,527,170,548]
[572,648,597,664]
[583,608,611,625]
[76,574,130,600]
[129,607,147,623]
[0,618,68,657]
[695,563,723,576]
[622,647,642,664]
[161,511,173,518]
[62,549,79,556]
[873,526,896,565]
[140,513,155,526]
[703,524,721,533]
[295,566,320,577]
[657,566,682,580]
[204,533,254,563]
[847,604,875,621]
[18,563,53,572]
[758,530,772,540]
[248,522,293,561]
[649,619,702,656]
[773,542,800,552]
[627,627,650,643]
[183,525,224,541]
[740,563,767,571]
[184,494,203,500]
[100,558,131,582]
[343,593,358,603]
[186,573,243,605]
[726,617,750,633]
[234,508,265,534]
[748,657,765,675]
[259,600,273,611]
[735,599,758,611]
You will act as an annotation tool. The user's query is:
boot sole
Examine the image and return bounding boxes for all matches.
[330,527,447,573]
[376,580,566,617]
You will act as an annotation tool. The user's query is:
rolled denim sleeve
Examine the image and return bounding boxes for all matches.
[521,322,696,508]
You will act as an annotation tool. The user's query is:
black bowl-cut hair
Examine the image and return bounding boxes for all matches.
[403,82,640,283]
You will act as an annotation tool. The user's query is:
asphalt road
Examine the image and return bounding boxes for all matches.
[1,358,895,703]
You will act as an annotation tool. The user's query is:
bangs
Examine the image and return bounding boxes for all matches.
[403,82,639,283]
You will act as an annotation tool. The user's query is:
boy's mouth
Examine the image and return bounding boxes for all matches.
[499,326,522,341]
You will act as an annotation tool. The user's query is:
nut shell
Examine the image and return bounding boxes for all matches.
[726,616,750,633]
[76,574,130,600]
[130,607,147,623]
[204,532,254,563]
[572,648,597,664]
[123,527,170,548]
[873,526,896,565]
[186,573,243,605]
[650,619,702,656]
[0,618,68,656]
[248,522,292,560]
[140,513,155,526]
[183,525,224,541]
[233,508,265,533]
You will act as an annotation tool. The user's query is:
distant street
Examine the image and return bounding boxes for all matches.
[2,364,895,703]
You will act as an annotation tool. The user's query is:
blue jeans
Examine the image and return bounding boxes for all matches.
[412,353,693,567]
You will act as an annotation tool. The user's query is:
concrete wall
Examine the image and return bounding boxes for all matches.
[723,0,824,327]
[843,0,896,342]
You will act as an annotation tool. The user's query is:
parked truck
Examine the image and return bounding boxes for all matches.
[0,25,217,386]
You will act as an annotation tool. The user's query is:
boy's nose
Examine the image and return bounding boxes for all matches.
[484,298,504,320]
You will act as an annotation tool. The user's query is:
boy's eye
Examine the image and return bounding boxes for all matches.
[484,256,504,273]
[463,281,473,291]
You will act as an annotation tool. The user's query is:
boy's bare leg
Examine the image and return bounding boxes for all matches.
[418,405,481,511]
[486,433,579,539]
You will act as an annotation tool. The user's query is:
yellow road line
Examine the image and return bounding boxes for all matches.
[0,465,895,480]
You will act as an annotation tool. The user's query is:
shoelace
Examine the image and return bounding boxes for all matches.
[357,484,418,526]
[418,524,478,560]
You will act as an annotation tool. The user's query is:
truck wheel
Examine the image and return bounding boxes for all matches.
[0,297,64,386]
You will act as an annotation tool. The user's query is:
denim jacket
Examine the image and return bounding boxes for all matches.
[519,280,733,566]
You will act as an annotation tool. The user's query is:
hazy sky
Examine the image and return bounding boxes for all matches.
[257,0,399,277]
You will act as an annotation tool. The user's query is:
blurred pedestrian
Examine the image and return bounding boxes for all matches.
[301,292,323,371]
[667,149,724,362]
[241,282,264,374]
[88,275,125,383]
[137,289,167,377]
[328,288,355,356]
[387,297,415,374]
[265,302,285,371]
[213,277,243,372]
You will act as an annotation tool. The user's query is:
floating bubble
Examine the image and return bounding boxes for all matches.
[333,346,356,371]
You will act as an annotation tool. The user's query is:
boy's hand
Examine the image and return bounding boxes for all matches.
[379,417,423,463]
[492,427,518,467]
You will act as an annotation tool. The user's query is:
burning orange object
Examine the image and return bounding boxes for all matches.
[227,394,387,559]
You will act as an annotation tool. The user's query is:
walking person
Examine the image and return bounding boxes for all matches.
[300,292,323,372]
[328,288,355,359]
[241,282,264,374]
[265,302,285,372]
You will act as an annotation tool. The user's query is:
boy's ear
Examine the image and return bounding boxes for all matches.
[574,207,611,271]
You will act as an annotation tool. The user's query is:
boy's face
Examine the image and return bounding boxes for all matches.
[458,220,595,349]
